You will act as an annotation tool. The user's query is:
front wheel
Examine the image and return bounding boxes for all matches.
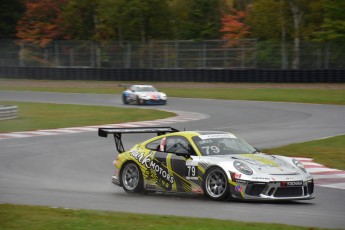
[121,162,143,193]
[203,167,229,201]
[123,95,129,104]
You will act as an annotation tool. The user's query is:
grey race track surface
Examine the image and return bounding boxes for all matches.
[1,91,345,229]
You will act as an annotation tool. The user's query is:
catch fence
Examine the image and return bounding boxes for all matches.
[1,39,344,70]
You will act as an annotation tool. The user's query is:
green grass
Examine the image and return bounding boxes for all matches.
[0,204,331,230]
[264,134,345,170]
[1,80,345,105]
[0,101,174,133]
[163,88,345,105]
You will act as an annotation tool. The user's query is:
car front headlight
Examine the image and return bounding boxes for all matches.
[233,161,253,175]
[292,159,307,173]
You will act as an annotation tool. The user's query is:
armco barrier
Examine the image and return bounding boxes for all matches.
[0,67,344,83]
[0,105,18,120]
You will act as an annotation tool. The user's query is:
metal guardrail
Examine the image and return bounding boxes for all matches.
[0,105,18,120]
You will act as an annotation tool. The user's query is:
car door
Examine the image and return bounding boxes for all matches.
[144,137,174,191]
[145,136,200,193]
[163,136,200,193]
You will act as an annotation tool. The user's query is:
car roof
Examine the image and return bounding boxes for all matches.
[132,84,154,87]
[165,130,235,137]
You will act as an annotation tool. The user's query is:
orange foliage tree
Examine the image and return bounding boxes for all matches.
[221,4,250,44]
[16,0,67,47]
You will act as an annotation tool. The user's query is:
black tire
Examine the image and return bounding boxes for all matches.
[136,96,141,105]
[203,167,229,201]
[121,162,143,193]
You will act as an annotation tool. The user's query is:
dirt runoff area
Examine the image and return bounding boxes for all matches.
[1,79,345,89]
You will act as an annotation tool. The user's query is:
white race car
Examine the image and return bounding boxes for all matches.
[122,85,167,105]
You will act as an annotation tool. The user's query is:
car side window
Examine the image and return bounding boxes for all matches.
[146,138,162,151]
[129,86,136,92]
[165,136,195,155]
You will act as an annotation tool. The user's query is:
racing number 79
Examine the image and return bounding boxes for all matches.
[187,165,197,177]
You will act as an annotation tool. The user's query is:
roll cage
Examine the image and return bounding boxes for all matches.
[98,127,179,153]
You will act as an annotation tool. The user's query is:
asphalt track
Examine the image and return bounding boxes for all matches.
[1,91,345,229]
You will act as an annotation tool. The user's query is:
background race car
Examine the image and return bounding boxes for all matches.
[122,84,167,105]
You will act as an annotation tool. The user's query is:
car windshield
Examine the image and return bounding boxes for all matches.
[137,86,157,92]
[192,133,256,156]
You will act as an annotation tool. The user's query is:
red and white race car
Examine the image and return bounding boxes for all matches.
[122,85,167,105]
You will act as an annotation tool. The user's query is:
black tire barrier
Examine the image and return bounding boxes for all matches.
[0,67,344,83]
[0,105,18,120]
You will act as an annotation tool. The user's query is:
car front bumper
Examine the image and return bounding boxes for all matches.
[230,179,315,200]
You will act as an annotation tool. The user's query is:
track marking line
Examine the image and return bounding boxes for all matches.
[0,110,209,140]
[294,157,345,190]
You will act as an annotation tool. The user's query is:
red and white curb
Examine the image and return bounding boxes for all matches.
[0,110,209,140]
[295,157,345,190]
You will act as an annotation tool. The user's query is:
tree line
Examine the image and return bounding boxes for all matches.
[1,0,344,46]
[1,0,344,70]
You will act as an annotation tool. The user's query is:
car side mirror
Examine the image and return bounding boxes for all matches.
[174,149,192,158]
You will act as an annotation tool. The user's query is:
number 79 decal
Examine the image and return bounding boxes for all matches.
[186,165,198,180]
[202,145,220,155]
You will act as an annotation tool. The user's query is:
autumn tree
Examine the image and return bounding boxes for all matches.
[221,5,250,42]
[16,0,67,47]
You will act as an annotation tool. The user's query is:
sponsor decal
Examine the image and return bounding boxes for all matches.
[130,150,174,190]
[281,181,303,187]
[234,173,242,179]
[235,179,247,184]
[235,185,243,192]
[197,139,213,145]
[252,177,270,180]
[242,154,281,167]
[192,187,203,194]
[146,184,155,189]
[199,133,236,139]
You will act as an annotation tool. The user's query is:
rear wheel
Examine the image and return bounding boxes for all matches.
[121,162,143,193]
[203,167,229,201]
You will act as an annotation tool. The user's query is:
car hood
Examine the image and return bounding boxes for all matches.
[205,153,300,175]
[137,92,165,98]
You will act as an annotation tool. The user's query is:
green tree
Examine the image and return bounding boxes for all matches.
[180,0,226,40]
[62,0,99,40]
[246,0,323,69]
[0,0,25,38]
[313,0,345,43]
[97,0,172,42]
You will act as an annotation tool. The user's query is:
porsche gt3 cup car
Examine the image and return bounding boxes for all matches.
[98,127,314,201]
[122,84,167,105]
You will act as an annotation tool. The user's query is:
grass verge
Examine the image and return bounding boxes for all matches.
[1,80,345,105]
[0,101,174,133]
[264,134,345,170]
[0,204,330,230]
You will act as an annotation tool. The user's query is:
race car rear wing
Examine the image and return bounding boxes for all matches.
[98,127,179,153]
